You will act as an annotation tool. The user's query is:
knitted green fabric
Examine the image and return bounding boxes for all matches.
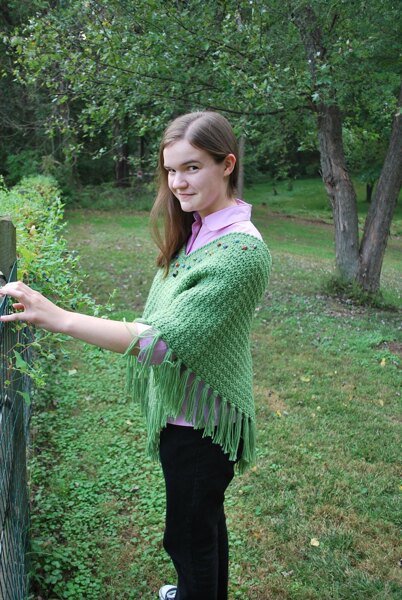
[126,232,271,473]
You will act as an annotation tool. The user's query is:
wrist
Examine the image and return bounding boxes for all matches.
[57,308,76,336]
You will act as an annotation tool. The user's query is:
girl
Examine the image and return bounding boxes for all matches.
[0,111,271,600]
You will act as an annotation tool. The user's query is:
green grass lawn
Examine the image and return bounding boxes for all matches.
[28,195,401,599]
[244,178,402,235]
[69,177,402,235]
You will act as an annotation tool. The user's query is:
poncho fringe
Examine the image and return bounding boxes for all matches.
[125,330,255,474]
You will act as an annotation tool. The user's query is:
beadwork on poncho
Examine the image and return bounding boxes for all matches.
[126,232,271,473]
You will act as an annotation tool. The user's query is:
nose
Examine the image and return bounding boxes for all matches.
[171,171,188,189]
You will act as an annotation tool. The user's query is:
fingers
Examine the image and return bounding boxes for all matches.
[0,283,30,323]
[0,311,27,323]
[0,281,58,331]
[0,281,30,292]
[0,281,34,303]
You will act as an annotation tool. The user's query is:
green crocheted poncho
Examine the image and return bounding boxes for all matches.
[126,232,271,473]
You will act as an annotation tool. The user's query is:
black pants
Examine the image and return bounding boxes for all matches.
[159,425,237,600]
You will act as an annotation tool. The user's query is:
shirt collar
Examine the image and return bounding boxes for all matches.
[192,199,252,231]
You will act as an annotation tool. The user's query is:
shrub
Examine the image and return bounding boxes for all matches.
[5,150,42,186]
[0,175,106,388]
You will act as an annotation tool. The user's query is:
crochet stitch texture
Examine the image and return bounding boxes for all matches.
[126,232,271,472]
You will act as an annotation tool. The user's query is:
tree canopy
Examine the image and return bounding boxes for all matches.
[4,1,399,167]
[1,0,401,292]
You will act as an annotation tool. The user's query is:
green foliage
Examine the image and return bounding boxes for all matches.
[4,0,400,186]
[28,348,167,599]
[1,0,400,220]
[67,181,155,211]
[343,126,387,188]
[0,175,105,388]
[5,150,42,185]
[1,176,84,305]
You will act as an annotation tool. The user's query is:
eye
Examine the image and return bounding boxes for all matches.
[187,165,199,171]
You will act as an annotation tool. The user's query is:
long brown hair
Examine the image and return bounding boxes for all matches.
[150,111,239,272]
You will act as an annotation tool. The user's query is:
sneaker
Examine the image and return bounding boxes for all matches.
[159,584,177,599]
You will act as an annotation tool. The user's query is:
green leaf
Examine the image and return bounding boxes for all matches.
[14,349,28,370]
[19,390,31,406]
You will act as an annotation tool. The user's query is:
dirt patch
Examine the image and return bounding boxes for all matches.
[386,342,402,357]
[254,385,288,413]
[268,211,333,228]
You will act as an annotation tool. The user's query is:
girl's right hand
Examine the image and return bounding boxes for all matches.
[0,281,67,333]
[0,281,147,354]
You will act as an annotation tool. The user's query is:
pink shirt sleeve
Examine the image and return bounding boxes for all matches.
[138,336,168,365]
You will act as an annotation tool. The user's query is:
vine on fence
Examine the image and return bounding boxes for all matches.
[0,174,109,392]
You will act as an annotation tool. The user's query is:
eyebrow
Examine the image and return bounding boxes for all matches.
[164,159,201,169]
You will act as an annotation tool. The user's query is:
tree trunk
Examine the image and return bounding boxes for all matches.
[317,103,360,280]
[292,5,360,282]
[366,182,374,203]
[357,83,402,292]
[139,136,145,170]
[237,134,245,199]
[114,120,130,188]
[115,140,130,187]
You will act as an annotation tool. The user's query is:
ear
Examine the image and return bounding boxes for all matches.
[223,154,236,177]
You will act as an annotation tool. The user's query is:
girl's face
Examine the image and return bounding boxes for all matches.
[163,139,236,218]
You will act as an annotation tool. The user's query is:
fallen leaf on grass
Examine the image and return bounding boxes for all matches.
[310,538,320,547]
[68,369,77,376]
[300,375,311,383]
[380,358,386,367]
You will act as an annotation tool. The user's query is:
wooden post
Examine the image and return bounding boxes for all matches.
[0,218,17,281]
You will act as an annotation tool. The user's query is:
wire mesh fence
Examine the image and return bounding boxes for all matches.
[0,261,32,600]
